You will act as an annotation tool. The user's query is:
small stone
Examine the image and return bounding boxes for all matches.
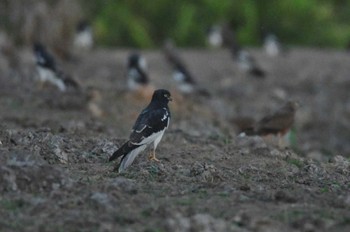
[240,184,250,191]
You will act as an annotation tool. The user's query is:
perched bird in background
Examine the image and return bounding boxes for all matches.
[237,50,265,78]
[126,52,150,91]
[255,101,298,137]
[263,34,281,57]
[33,43,79,91]
[220,24,266,78]
[207,25,223,48]
[163,41,196,94]
[163,40,210,96]
[74,20,94,52]
[109,89,172,173]
[239,101,299,146]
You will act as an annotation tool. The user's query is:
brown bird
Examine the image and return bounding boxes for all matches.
[255,101,298,136]
[254,101,298,147]
[235,101,298,147]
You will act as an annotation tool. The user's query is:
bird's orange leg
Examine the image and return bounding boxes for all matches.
[148,150,160,162]
[277,133,286,148]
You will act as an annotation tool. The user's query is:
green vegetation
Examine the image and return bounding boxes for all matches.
[286,157,304,168]
[82,0,350,48]
[0,199,25,211]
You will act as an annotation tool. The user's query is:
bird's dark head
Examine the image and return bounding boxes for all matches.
[33,42,45,53]
[152,89,172,103]
[128,53,146,70]
[77,20,90,32]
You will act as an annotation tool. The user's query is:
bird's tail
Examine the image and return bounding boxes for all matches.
[63,77,80,90]
[250,66,266,78]
[57,71,80,90]
[118,144,147,173]
[109,141,139,162]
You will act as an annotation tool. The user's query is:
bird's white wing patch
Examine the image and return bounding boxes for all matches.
[161,114,167,121]
[161,108,169,122]
[135,124,152,133]
[134,129,165,146]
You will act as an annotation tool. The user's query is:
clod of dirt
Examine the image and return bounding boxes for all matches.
[166,212,230,232]
[166,212,191,232]
[0,152,71,193]
[291,217,326,232]
[233,212,251,227]
[330,155,350,174]
[343,195,350,207]
[236,136,267,150]
[190,162,223,183]
[50,135,69,164]
[191,214,228,232]
[91,140,118,158]
[274,190,297,203]
[89,192,112,209]
[106,177,138,194]
[239,184,251,192]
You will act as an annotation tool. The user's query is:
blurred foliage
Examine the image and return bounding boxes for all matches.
[2,0,350,48]
[80,0,350,48]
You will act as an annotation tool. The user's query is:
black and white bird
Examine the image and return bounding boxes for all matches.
[219,24,266,78]
[236,49,265,78]
[163,41,210,96]
[263,34,281,57]
[33,42,79,91]
[163,41,197,94]
[74,20,94,51]
[109,89,172,173]
[126,52,149,91]
[207,25,223,48]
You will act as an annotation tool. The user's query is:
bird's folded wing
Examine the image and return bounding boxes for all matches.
[129,108,169,144]
[258,114,293,132]
[35,50,56,71]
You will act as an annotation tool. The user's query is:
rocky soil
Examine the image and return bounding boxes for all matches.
[0,48,350,231]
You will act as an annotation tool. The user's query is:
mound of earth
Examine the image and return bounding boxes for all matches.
[0,48,349,231]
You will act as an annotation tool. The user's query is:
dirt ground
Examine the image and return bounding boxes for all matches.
[0,47,350,232]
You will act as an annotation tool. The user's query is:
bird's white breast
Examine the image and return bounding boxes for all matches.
[74,30,93,50]
[37,67,66,91]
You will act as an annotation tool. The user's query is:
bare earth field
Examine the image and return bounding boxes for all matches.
[0,48,350,232]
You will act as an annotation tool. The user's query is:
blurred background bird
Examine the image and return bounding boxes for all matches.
[236,101,299,147]
[126,52,149,90]
[125,52,155,100]
[163,40,210,96]
[33,42,80,92]
[207,25,223,48]
[263,33,282,57]
[73,20,94,53]
[236,49,266,78]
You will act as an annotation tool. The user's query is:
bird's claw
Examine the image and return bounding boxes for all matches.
[149,152,160,162]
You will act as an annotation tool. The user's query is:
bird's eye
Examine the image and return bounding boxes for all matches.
[164,94,168,97]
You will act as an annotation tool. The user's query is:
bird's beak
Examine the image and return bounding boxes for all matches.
[168,96,173,101]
